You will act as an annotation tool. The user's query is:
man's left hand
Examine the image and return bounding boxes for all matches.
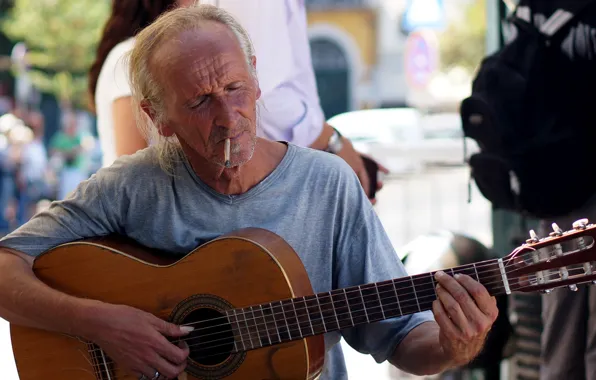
[432,271,499,367]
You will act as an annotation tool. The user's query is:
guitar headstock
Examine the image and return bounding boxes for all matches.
[503,218,596,294]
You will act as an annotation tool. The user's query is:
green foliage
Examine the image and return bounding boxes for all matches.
[1,0,109,108]
[438,0,487,74]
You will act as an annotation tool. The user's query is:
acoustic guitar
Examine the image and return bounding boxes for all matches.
[9,220,596,379]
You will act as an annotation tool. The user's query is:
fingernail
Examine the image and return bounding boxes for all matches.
[454,274,462,279]
[436,284,442,291]
[435,271,445,279]
[180,326,194,333]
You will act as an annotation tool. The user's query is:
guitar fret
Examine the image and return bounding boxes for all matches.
[430,273,436,296]
[294,297,314,336]
[280,301,292,340]
[343,289,355,326]
[329,292,341,328]
[315,294,327,332]
[410,277,421,311]
[271,301,290,341]
[227,310,242,351]
[361,284,384,322]
[268,303,281,343]
[247,307,261,349]
[258,305,272,346]
[374,285,386,319]
[391,280,403,315]
[99,348,111,380]
[473,263,480,282]
[261,303,280,345]
[358,286,370,323]
[236,309,253,350]
[290,299,303,337]
[305,298,316,333]
[304,296,325,335]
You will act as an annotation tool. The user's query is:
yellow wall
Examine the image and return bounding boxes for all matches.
[307,9,377,68]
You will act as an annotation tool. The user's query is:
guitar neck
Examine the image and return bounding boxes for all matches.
[226,259,506,351]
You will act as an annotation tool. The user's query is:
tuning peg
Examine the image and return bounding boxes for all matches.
[541,288,553,294]
[569,284,579,292]
[526,229,540,244]
[573,218,589,230]
[550,223,563,237]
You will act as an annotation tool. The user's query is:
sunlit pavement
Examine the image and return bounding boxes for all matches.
[0,167,492,379]
[0,319,18,379]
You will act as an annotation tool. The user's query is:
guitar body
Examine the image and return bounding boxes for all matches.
[10,228,325,380]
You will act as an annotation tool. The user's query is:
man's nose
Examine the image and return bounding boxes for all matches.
[213,98,240,129]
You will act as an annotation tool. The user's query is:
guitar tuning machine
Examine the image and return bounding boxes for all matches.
[526,229,540,244]
[550,223,563,237]
[542,288,553,294]
[569,284,579,292]
[573,218,589,230]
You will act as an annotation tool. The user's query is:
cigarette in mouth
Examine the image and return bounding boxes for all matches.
[224,138,231,168]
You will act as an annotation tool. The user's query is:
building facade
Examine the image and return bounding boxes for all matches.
[306,0,410,119]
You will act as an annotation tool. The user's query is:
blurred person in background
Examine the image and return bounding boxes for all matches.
[3,118,32,230]
[89,0,196,169]
[15,111,47,225]
[49,111,85,200]
[89,0,386,203]
[0,117,17,234]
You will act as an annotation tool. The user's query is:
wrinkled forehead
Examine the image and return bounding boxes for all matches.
[151,23,250,97]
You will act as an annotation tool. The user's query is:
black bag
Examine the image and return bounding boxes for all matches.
[460,1,596,219]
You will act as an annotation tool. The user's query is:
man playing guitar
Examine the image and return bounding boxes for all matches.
[0,5,497,380]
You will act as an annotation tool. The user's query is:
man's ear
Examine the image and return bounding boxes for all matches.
[250,56,261,100]
[140,100,174,137]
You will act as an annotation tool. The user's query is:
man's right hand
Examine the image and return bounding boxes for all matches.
[85,303,193,379]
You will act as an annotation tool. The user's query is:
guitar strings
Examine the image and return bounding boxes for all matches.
[174,246,573,330]
[114,259,507,337]
[87,249,590,371]
[178,269,507,342]
[176,267,585,353]
[88,248,585,360]
[183,257,511,329]
[98,245,576,344]
[88,266,588,376]
[181,266,587,353]
[93,247,538,340]
[88,261,587,364]
[90,265,586,360]
[88,242,592,379]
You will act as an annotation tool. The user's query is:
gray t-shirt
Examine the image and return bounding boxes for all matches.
[0,143,433,379]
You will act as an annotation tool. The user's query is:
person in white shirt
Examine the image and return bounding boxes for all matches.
[89,0,196,169]
[89,0,386,202]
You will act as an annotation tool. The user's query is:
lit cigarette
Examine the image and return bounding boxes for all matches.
[224,138,231,168]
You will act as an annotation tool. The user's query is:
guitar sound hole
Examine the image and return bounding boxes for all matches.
[183,307,234,366]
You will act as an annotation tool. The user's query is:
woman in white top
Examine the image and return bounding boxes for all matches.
[89,0,195,168]
[90,0,385,201]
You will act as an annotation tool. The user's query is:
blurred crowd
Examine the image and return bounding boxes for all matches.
[0,106,101,235]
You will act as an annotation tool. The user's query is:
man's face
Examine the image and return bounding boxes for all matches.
[152,23,261,168]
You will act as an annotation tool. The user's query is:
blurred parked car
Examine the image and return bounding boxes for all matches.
[328,108,479,175]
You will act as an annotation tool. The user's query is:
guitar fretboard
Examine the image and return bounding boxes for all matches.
[226,259,505,352]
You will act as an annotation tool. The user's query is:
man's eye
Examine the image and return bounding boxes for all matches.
[191,96,207,108]
[228,83,242,91]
